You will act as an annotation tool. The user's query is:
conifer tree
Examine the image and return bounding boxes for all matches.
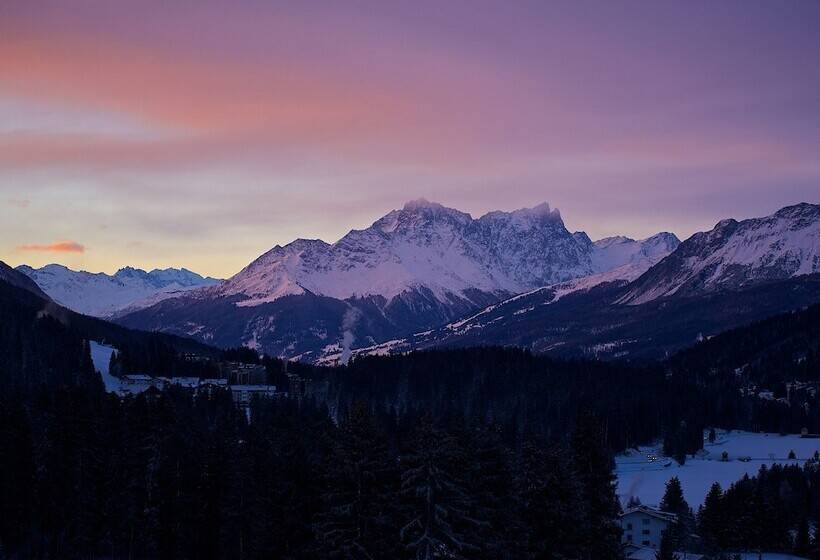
[794,517,810,557]
[571,413,622,560]
[515,439,586,558]
[660,477,692,549]
[655,529,679,560]
[698,482,725,551]
[315,402,400,559]
[660,477,687,516]
[399,417,482,560]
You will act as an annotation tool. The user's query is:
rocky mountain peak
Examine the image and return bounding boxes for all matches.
[619,203,820,305]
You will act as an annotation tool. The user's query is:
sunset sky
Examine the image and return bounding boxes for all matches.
[2,0,819,278]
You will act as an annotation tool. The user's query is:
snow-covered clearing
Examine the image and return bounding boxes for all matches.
[616,430,819,508]
[732,554,808,560]
[89,340,121,392]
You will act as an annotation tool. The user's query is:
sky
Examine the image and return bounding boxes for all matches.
[1,0,819,278]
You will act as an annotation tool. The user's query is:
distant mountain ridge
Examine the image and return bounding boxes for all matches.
[0,267,220,392]
[17,263,220,317]
[618,202,820,304]
[116,199,679,358]
[212,199,675,307]
[315,202,820,363]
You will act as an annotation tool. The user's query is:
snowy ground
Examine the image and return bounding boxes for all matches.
[616,429,819,508]
[89,341,121,392]
[732,554,808,560]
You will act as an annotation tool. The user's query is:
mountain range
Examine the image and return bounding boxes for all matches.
[113,200,680,358]
[14,200,820,363]
[334,203,820,362]
[16,264,220,317]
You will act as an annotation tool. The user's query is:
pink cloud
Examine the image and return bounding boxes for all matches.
[18,240,85,253]
[7,198,30,208]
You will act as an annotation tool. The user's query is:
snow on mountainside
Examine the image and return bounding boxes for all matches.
[115,199,681,359]
[16,264,220,317]
[590,232,680,272]
[314,202,820,364]
[213,199,677,308]
[619,203,820,305]
[316,241,678,364]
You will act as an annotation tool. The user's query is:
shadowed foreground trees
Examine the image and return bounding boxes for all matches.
[0,386,625,559]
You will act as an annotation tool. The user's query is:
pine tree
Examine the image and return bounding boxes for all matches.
[399,417,482,560]
[315,403,400,559]
[571,413,622,560]
[655,529,679,560]
[514,438,586,558]
[698,482,725,551]
[794,517,810,557]
[660,477,692,549]
[660,477,687,515]
[465,424,518,557]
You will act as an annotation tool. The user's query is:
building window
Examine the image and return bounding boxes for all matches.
[642,540,650,546]
[642,518,650,525]
[642,529,650,535]
[626,523,633,530]
[626,534,632,542]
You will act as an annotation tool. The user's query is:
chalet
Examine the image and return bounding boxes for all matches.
[620,505,677,549]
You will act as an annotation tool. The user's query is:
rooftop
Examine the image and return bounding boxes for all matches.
[621,505,678,524]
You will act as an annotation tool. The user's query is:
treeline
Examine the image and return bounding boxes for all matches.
[649,460,820,557]
[311,346,820,457]
[697,461,820,555]
[0,279,219,390]
[0,386,624,559]
[0,280,99,393]
[4,274,820,558]
[670,301,820,385]
[665,302,820,437]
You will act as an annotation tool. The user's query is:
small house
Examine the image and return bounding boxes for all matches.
[620,505,677,549]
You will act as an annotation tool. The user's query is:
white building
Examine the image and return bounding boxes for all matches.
[621,505,677,549]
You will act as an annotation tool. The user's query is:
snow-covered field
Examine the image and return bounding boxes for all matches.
[732,554,809,560]
[89,341,121,392]
[616,430,819,508]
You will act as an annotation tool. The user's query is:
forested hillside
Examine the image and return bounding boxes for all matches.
[2,276,820,558]
[671,301,820,383]
[0,278,219,390]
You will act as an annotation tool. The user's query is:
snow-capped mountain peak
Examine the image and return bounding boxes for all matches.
[589,232,680,273]
[215,200,600,307]
[211,200,681,317]
[619,203,820,304]
[17,263,220,317]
